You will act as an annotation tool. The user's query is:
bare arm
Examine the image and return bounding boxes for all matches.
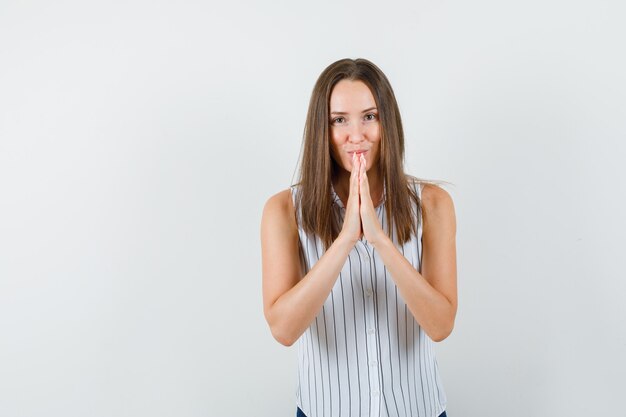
[372,183,458,342]
[261,158,362,346]
[261,194,354,346]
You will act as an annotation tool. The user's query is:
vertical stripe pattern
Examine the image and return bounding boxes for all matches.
[291,180,447,417]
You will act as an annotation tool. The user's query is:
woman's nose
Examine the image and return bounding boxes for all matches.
[348,123,365,143]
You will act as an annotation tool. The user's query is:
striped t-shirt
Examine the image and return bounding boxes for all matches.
[290,179,447,417]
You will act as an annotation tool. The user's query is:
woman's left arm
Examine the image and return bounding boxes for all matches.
[357,154,457,342]
[372,184,457,342]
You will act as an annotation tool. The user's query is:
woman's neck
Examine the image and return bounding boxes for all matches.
[332,165,384,208]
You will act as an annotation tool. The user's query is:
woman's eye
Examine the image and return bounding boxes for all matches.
[332,117,345,124]
[365,113,377,121]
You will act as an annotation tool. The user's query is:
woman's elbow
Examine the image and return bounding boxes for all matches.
[431,321,455,343]
[265,309,297,347]
[431,332,449,343]
[271,327,297,347]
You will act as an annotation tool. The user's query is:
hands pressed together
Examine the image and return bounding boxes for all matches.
[340,152,386,246]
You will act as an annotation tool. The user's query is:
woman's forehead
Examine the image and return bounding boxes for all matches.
[329,80,376,112]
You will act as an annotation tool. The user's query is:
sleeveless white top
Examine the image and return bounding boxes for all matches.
[290,180,447,417]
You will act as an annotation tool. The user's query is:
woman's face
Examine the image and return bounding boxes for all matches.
[328,79,381,174]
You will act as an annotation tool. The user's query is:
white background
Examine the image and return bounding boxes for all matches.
[1,1,625,416]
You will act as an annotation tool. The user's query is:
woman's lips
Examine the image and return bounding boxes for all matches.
[348,150,368,156]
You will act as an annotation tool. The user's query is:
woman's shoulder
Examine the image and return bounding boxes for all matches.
[261,187,299,232]
[415,182,456,231]
[406,175,451,202]
[263,187,295,214]
[421,183,453,206]
[405,175,454,213]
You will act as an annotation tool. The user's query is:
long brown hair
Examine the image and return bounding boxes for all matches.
[295,58,428,251]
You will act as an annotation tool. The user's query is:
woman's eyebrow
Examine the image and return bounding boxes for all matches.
[330,107,377,115]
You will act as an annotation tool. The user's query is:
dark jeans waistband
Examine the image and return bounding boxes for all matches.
[297,407,447,417]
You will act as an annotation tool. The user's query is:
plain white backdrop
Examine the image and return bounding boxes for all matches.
[1,1,625,416]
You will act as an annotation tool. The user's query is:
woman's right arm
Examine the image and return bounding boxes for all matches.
[260,190,355,346]
[261,156,362,346]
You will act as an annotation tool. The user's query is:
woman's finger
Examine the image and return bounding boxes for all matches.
[359,154,369,197]
[338,151,362,242]
[349,152,360,198]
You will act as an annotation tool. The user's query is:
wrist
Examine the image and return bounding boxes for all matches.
[336,232,358,248]
[370,232,392,250]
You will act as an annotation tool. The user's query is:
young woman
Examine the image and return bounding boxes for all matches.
[261,58,457,417]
